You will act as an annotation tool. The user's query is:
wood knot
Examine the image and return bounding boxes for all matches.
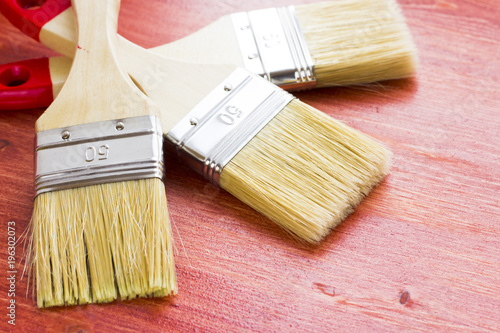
[0,140,9,150]
[399,290,410,305]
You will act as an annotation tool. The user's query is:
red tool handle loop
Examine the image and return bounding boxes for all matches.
[0,58,53,110]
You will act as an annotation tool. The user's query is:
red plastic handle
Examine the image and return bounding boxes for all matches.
[0,0,70,40]
[0,58,54,110]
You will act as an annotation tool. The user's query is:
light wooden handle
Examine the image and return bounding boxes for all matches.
[35,0,156,132]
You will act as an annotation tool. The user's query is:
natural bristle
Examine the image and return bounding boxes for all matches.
[32,178,177,308]
[220,99,391,243]
[295,0,418,87]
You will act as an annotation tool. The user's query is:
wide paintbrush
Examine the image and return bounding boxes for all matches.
[32,0,175,307]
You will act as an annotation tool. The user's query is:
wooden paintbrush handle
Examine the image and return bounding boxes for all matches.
[35,0,156,131]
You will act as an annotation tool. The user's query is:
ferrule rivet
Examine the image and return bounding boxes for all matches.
[115,121,125,131]
[190,118,199,126]
[248,53,258,60]
[61,130,70,140]
[224,84,232,92]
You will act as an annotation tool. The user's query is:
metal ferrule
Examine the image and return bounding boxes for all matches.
[231,6,316,91]
[35,115,164,196]
[166,68,294,185]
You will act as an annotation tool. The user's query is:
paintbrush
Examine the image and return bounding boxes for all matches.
[32,0,175,307]
[0,0,417,91]
[97,35,392,244]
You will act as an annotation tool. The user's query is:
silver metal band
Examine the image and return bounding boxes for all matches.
[166,68,294,185]
[35,115,164,196]
[231,6,316,91]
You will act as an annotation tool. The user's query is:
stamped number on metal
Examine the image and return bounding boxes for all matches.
[217,105,243,125]
[85,144,109,162]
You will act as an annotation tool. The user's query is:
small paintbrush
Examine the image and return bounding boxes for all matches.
[0,0,417,91]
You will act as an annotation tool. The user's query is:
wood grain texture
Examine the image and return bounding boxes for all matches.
[38,0,156,130]
[1,0,499,331]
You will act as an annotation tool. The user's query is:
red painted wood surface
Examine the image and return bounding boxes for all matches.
[1,0,499,331]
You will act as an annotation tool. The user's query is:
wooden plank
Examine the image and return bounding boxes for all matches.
[0,0,499,331]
